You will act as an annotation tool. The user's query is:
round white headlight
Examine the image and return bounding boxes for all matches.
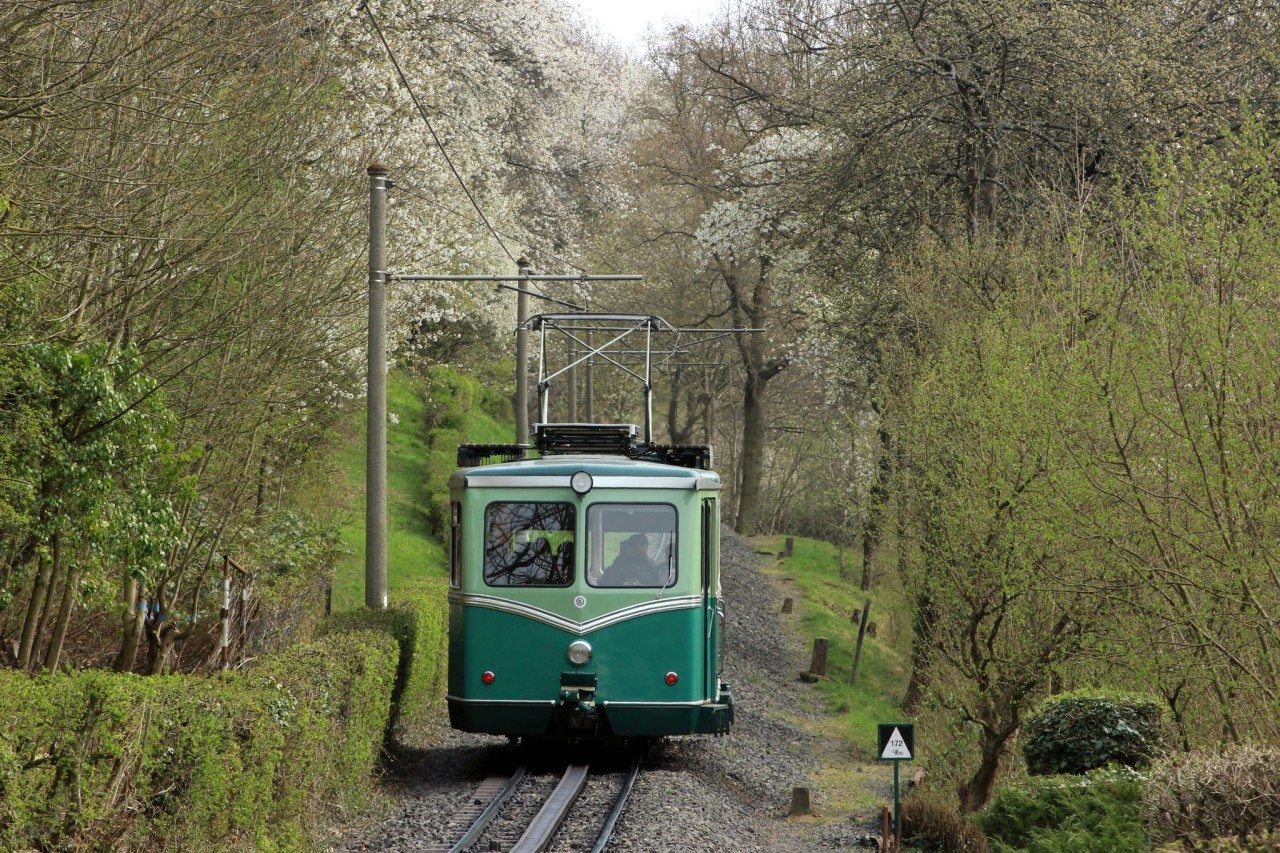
[567,640,593,666]
[570,471,593,496]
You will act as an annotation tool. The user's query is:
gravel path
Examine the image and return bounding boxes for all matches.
[334,529,878,851]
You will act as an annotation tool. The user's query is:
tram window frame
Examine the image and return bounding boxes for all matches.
[585,503,678,589]
[482,501,576,587]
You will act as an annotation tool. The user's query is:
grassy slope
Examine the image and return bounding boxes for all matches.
[329,370,511,611]
[750,534,915,817]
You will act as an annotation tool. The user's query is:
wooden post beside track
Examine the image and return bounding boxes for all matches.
[809,637,829,677]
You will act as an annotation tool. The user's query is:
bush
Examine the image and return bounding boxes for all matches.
[980,767,1148,852]
[903,790,990,852]
[1023,692,1168,776]
[0,670,290,851]
[1145,746,1280,847]
[0,627,400,851]
[258,628,399,818]
[1190,829,1280,851]
[326,580,449,745]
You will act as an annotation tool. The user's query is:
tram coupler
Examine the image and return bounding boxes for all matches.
[555,672,599,734]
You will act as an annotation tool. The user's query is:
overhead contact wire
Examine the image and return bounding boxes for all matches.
[359,1,518,265]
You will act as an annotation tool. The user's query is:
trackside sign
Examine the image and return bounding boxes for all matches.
[877,722,915,761]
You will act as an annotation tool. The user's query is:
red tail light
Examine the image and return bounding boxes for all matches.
[665,672,678,685]
[481,671,495,685]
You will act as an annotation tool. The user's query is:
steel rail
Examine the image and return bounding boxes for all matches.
[591,754,642,853]
[510,762,591,852]
[446,765,527,853]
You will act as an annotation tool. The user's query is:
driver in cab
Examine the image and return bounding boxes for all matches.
[601,533,665,587]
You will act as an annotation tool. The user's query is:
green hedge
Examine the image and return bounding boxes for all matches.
[326,579,449,745]
[0,628,399,851]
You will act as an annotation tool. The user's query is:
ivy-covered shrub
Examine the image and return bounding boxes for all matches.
[420,364,508,536]
[980,767,1148,852]
[1145,746,1280,847]
[425,427,466,536]
[1023,692,1168,776]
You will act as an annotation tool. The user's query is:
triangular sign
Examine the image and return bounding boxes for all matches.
[880,727,912,760]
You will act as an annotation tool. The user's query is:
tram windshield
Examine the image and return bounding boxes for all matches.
[586,504,676,588]
[484,502,575,586]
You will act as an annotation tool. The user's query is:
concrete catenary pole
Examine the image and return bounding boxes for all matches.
[515,257,531,444]
[366,163,389,610]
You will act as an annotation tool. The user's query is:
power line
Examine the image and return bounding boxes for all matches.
[359,1,518,265]
[393,182,591,276]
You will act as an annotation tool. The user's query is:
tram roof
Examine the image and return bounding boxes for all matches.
[450,454,722,491]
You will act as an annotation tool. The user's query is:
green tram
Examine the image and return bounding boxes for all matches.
[446,423,734,739]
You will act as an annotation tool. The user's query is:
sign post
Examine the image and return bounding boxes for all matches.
[877,722,916,848]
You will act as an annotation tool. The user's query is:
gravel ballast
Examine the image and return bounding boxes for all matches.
[335,528,873,851]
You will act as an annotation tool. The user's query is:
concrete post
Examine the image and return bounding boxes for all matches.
[365,163,389,611]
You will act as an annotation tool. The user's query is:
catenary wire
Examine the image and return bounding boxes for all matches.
[359,1,518,265]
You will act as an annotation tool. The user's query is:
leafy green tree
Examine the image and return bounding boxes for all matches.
[3,341,182,672]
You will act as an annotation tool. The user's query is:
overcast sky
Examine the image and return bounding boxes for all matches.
[567,0,723,53]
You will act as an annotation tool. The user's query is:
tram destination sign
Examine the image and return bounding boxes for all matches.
[877,722,915,761]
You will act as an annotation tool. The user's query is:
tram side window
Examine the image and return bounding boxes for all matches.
[586,504,676,588]
[449,501,462,589]
[484,502,575,586]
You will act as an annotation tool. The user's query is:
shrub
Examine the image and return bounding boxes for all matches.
[0,670,289,851]
[326,580,449,745]
[1191,829,1280,851]
[903,790,990,852]
[262,629,398,819]
[980,767,1148,852]
[1145,746,1280,847]
[1023,692,1168,776]
[0,626,400,851]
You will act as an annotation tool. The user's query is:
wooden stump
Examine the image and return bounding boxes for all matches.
[781,597,793,614]
[784,536,794,557]
[788,786,811,816]
[808,637,829,676]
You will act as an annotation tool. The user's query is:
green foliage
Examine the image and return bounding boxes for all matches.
[0,339,184,625]
[331,366,512,611]
[258,629,398,817]
[1145,746,1280,847]
[980,768,1149,852]
[1023,693,1169,776]
[325,580,449,745]
[0,627,399,851]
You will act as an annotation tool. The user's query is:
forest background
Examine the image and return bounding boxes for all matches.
[3,0,1280,828]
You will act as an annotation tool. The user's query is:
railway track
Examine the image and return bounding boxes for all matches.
[427,752,642,853]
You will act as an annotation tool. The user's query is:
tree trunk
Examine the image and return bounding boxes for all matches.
[42,550,75,673]
[959,727,1013,813]
[114,578,145,673]
[735,372,767,535]
[17,545,53,671]
[144,618,173,675]
[861,423,894,591]
[902,593,936,713]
